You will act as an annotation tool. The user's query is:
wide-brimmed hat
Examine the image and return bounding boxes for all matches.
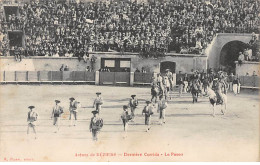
[55,100,61,103]
[96,92,101,95]
[131,95,136,97]
[91,110,99,114]
[28,106,35,109]
[165,69,170,71]
[69,97,75,100]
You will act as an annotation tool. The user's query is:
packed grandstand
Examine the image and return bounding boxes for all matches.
[0,0,259,58]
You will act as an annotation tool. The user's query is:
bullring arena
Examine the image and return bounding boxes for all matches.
[0,85,259,161]
[0,0,259,162]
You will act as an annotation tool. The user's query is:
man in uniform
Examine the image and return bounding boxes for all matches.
[51,100,64,133]
[214,72,227,104]
[183,73,189,93]
[228,73,235,92]
[156,73,163,93]
[151,77,159,103]
[165,69,173,90]
[93,92,103,114]
[157,95,167,125]
[89,110,103,141]
[69,97,78,126]
[121,105,131,138]
[27,106,38,139]
[142,101,154,132]
[128,95,138,121]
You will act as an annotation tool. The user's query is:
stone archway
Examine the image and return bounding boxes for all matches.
[206,33,254,70]
[219,40,248,73]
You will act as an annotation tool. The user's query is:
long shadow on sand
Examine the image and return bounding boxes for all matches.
[166,113,212,117]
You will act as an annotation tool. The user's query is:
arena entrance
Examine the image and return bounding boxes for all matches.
[220,41,248,74]
[8,31,23,47]
[160,61,176,73]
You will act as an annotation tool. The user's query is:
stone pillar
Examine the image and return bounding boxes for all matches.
[95,71,99,85]
[130,72,134,86]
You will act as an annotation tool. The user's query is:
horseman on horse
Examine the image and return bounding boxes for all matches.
[207,71,228,116]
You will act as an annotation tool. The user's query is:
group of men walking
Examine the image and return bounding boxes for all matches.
[151,69,174,102]
[27,92,104,140]
[27,91,169,141]
[26,69,242,141]
[120,94,168,138]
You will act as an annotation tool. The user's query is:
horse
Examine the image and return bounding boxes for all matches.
[207,87,227,117]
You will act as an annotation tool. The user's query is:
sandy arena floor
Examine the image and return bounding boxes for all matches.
[0,84,259,162]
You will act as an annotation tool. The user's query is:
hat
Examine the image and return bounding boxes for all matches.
[96,92,101,95]
[146,100,151,104]
[131,95,136,97]
[123,105,128,109]
[91,110,99,114]
[28,106,35,109]
[55,100,61,103]
[69,97,75,100]
[165,69,170,71]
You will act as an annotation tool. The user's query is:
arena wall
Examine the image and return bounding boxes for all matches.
[0,52,207,73]
[235,61,260,76]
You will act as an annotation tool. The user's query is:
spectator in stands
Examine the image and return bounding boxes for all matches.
[53,51,59,57]
[14,46,22,62]
[135,68,140,73]
[60,64,65,71]
[86,66,90,72]
[141,67,146,73]
[1,0,259,57]
[103,66,110,72]
[83,51,89,63]
[64,65,69,71]
[238,52,245,65]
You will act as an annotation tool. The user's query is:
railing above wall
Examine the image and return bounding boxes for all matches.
[0,51,207,59]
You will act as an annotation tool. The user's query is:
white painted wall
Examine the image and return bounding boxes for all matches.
[0,53,207,74]
[235,61,260,76]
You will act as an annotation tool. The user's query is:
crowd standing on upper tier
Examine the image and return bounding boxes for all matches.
[0,0,259,58]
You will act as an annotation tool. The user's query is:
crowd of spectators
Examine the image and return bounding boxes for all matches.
[0,0,259,58]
